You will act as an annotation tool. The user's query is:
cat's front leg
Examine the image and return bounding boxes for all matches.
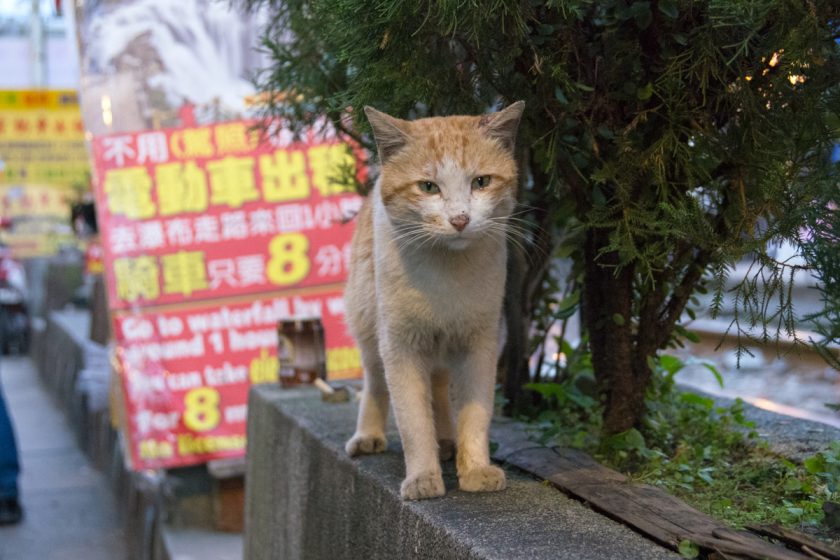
[382,348,445,500]
[346,339,389,457]
[452,340,506,493]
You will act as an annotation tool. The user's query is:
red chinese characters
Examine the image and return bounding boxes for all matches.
[92,120,365,469]
[113,290,359,468]
[93,122,364,308]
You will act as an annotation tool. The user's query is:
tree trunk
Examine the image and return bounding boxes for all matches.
[582,228,644,434]
[500,239,530,414]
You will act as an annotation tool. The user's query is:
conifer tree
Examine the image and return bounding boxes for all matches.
[248,0,840,433]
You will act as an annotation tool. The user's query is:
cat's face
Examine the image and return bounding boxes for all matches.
[366,103,524,251]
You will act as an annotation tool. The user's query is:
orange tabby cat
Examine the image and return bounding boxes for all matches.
[344,102,525,500]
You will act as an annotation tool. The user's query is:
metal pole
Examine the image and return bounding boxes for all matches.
[29,0,46,87]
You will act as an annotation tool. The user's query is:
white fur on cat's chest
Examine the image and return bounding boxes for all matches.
[373,221,505,354]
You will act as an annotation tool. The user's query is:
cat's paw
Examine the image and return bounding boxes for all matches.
[345,434,387,457]
[438,439,456,462]
[459,464,506,493]
[400,471,445,500]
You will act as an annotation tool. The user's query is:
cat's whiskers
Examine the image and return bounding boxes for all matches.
[414,231,440,252]
[483,224,511,255]
[507,208,535,219]
[504,208,551,237]
[391,223,441,252]
[394,232,430,252]
[411,229,440,252]
[484,220,537,264]
[391,225,425,242]
[498,215,541,236]
[486,217,528,240]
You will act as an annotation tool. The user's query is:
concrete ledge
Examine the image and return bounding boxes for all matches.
[159,527,243,560]
[31,310,112,467]
[244,385,678,560]
[34,309,242,560]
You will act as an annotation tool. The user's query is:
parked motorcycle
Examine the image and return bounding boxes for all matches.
[0,244,29,354]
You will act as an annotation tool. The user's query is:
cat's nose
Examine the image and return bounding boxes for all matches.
[449,214,470,232]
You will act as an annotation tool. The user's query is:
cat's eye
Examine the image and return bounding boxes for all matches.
[471,175,491,190]
[418,181,440,194]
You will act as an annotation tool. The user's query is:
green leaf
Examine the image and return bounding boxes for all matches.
[566,388,597,409]
[702,363,724,388]
[680,392,714,410]
[591,185,607,207]
[556,240,577,258]
[605,428,647,452]
[596,125,614,139]
[672,33,688,45]
[637,82,654,100]
[684,358,724,388]
[658,0,678,19]
[555,291,581,319]
[678,539,699,558]
[591,163,617,185]
[612,313,625,326]
[554,87,569,105]
[659,354,685,376]
[783,478,802,492]
[786,507,804,517]
[698,469,714,484]
[524,382,566,402]
[804,454,828,475]
[675,324,701,343]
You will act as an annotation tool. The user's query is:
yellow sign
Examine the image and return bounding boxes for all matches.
[0,111,85,140]
[0,90,80,110]
[0,89,89,188]
[0,184,76,258]
[0,90,90,257]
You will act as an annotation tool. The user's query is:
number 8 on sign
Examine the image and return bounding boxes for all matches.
[183,387,221,432]
[267,233,311,286]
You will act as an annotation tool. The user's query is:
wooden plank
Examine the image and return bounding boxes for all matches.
[508,448,811,559]
[489,424,819,560]
[747,524,840,560]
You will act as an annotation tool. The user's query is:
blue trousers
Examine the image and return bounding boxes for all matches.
[0,372,20,499]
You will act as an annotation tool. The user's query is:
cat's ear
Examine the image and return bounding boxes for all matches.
[364,106,410,163]
[479,101,525,154]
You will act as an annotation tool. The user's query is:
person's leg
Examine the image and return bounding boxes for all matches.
[0,374,22,524]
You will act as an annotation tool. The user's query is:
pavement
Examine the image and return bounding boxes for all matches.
[671,330,840,428]
[0,356,127,560]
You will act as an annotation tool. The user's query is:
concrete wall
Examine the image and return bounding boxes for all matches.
[244,386,677,560]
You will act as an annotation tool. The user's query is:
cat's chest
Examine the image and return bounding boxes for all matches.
[407,256,495,302]
[376,242,505,335]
